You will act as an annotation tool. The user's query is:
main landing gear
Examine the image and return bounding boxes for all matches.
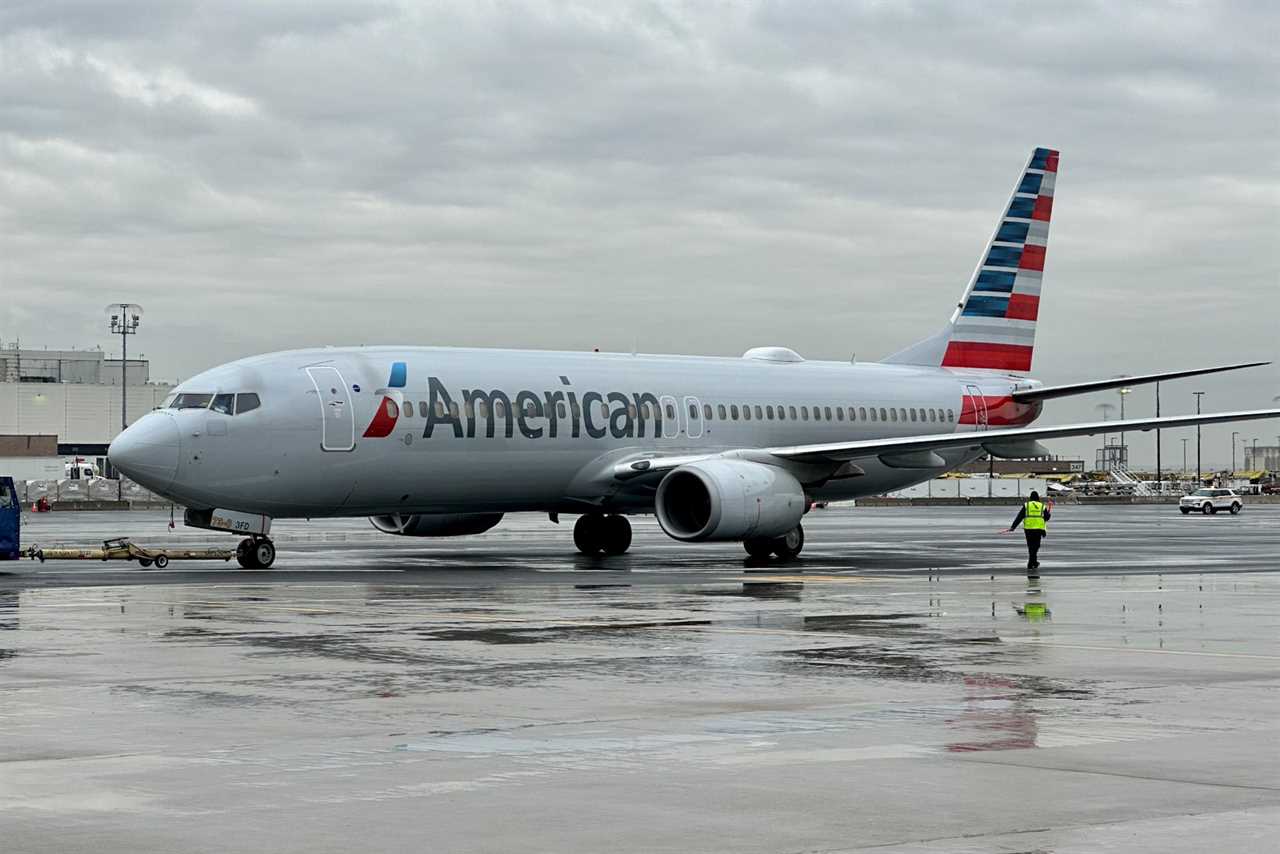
[574,514,632,556]
[236,536,276,569]
[743,524,805,560]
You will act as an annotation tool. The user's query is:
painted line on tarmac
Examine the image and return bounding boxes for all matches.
[1002,638,1280,660]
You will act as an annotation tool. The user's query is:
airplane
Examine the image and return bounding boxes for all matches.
[108,147,1280,568]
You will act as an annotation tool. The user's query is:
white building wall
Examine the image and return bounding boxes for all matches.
[0,382,173,444]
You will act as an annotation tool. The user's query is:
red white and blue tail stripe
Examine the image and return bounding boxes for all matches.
[884,148,1058,374]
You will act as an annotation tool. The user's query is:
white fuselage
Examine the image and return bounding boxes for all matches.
[112,346,1042,517]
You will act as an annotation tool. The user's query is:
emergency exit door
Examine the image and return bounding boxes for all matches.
[306,366,356,451]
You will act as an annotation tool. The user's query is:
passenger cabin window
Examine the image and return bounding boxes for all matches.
[703,404,713,420]
[665,404,676,420]
[890,408,897,422]
[743,405,752,421]
[766,405,775,420]
[718,404,727,420]
[689,404,698,419]
[731,405,740,420]
[210,394,234,415]
[836,407,844,421]
[801,407,809,421]
[879,407,888,421]
[847,407,856,421]
[754,405,763,420]
[947,408,955,422]
[777,406,786,421]
[402,401,413,418]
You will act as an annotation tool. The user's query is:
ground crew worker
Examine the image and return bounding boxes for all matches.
[1008,491,1050,571]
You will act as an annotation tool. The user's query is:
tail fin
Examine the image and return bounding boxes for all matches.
[883,147,1058,373]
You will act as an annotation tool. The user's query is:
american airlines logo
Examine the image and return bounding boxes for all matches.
[362,362,672,440]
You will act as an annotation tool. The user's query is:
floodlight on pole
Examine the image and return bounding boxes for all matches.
[105,303,143,500]
[1232,431,1239,474]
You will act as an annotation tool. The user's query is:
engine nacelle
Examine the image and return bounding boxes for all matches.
[655,459,805,542]
[369,513,503,537]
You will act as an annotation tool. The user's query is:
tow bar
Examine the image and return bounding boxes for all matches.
[24,537,235,569]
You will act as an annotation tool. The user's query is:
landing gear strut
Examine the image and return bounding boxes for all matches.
[236,536,276,569]
[573,514,632,556]
[744,523,804,560]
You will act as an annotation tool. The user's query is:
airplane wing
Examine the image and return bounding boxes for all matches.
[612,408,1280,478]
[1011,361,1269,402]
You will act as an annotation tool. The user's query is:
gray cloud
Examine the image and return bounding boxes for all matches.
[1,0,1277,466]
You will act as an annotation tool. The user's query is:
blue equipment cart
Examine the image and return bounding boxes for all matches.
[0,477,18,560]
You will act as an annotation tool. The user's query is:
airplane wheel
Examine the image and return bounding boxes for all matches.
[154,554,169,569]
[253,540,276,569]
[574,514,605,555]
[601,515,632,555]
[743,537,774,558]
[773,524,804,560]
[236,538,256,568]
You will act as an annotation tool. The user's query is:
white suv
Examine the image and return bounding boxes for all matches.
[1179,488,1243,515]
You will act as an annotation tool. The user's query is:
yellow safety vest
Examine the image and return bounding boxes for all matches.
[1023,500,1047,530]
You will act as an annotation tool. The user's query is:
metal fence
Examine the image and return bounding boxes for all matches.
[18,478,168,504]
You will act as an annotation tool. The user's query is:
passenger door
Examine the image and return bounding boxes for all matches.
[964,385,989,431]
[306,366,355,451]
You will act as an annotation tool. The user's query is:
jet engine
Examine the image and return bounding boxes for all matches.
[655,459,805,542]
[369,513,504,537]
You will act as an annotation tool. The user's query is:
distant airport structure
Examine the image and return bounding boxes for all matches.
[0,343,173,455]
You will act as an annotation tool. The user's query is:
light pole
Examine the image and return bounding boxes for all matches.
[1117,385,1131,469]
[1192,391,1205,483]
[1095,403,1115,470]
[1181,438,1188,480]
[1155,382,1162,492]
[106,303,143,500]
[1252,438,1259,472]
[1231,431,1239,474]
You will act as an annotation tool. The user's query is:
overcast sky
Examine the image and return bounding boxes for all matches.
[2,0,1277,468]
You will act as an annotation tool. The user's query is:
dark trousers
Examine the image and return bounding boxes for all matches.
[1024,529,1045,569]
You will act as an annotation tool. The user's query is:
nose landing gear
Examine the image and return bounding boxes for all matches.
[236,536,276,569]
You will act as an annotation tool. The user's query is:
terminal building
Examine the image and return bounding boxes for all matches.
[0,343,174,473]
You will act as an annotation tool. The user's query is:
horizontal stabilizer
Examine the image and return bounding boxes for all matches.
[1012,361,1270,402]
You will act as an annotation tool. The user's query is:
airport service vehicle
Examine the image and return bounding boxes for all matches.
[107,148,1280,567]
[1179,488,1243,515]
[65,460,98,480]
[0,477,18,561]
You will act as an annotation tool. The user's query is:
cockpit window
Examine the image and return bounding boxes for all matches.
[171,393,214,409]
[211,394,235,415]
[235,393,261,414]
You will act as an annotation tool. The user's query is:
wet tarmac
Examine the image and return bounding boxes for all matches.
[2,506,1278,852]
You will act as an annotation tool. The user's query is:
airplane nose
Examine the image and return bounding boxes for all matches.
[109,412,181,492]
